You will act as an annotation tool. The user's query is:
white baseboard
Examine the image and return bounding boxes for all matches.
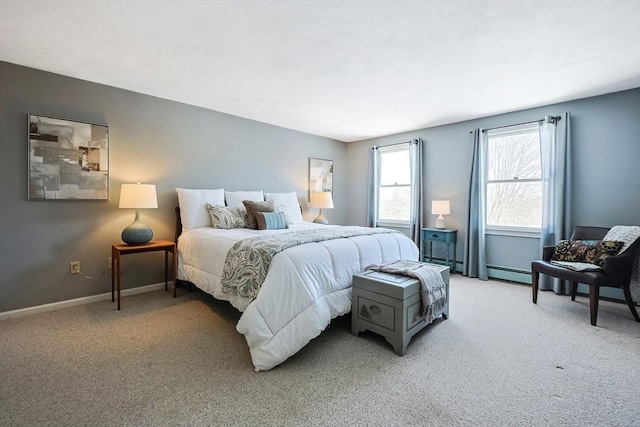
[0,282,171,321]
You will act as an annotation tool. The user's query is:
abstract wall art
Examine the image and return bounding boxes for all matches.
[28,114,109,200]
[309,157,333,200]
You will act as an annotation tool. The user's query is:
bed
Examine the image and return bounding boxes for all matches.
[175,189,419,371]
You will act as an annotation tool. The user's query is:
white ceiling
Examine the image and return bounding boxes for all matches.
[1,1,639,142]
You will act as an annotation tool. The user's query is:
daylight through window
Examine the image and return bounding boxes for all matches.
[486,123,542,231]
[377,145,411,224]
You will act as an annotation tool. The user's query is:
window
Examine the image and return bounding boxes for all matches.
[486,123,542,234]
[376,144,411,225]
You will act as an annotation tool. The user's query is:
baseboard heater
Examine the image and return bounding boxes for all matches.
[486,264,531,284]
[428,257,531,284]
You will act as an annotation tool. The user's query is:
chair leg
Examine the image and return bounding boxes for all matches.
[622,286,640,322]
[589,286,599,326]
[532,271,539,304]
[571,282,578,301]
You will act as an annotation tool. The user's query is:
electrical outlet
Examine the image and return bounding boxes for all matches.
[70,261,81,274]
[107,257,112,269]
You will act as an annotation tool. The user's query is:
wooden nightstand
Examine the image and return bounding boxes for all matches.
[421,228,457,273]
[111,240,177,310]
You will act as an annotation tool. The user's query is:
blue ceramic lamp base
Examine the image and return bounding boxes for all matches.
[313,208,329,225]
[121,209,153,245]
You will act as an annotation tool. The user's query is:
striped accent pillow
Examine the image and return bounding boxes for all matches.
[255,212,288,230]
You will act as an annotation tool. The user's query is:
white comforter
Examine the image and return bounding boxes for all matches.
[178,222,418,371]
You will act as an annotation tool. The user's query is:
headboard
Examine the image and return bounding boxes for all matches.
[175,206,182,244]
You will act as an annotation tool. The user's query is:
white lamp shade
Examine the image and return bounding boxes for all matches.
[119,183,158,209]
[309,192,334,209]
[431,200,450,215]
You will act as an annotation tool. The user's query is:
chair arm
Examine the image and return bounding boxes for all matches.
[603,253,634,287]
[542,246,555,261]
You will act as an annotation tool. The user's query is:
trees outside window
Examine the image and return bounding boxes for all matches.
[486,124,542,232]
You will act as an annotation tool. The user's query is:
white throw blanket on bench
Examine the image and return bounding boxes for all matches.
[366,260,446,322]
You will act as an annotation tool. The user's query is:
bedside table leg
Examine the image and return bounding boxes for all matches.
[111,247,115,302]
[173,248,177,298]
[164,250,169,292]
[116,252,121,310]
[452,244,456,274]
[445,242,450,271]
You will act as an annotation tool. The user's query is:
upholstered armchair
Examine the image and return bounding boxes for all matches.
[531,226,640,326]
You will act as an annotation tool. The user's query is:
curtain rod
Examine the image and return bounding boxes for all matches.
[468,116,562,134]
[372,139,418,150]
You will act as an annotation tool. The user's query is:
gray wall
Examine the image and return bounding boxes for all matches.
[2,60,638,312]
[0,62,347,312]
[347,89,640,297]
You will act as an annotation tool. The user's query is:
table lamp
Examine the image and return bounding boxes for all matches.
[432,200,450,229]
[119,182,158,245]
[309,192,334,224]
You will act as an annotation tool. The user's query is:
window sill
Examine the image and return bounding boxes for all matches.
[486,227,540,239]
[376,221,410,230]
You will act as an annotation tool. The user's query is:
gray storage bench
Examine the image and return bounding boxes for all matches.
[351,263,450,356]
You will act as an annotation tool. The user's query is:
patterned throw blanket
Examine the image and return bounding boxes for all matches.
[603,225,640,302]
[366,260,447,322]
[221,226,400,299]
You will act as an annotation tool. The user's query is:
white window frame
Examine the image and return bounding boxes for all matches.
[485,123,542,238]
[376,144,411,228]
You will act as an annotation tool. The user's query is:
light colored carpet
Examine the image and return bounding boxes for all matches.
[1,276,639,426]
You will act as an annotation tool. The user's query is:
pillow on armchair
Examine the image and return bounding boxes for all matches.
[551,240,624,267]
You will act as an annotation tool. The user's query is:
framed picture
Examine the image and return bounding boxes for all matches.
[309,157,333,200]
[28,114,109,200]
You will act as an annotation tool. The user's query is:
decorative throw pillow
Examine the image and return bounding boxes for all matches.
[243,200,275,229]
[255,212,288,230]
[206,203,248,229]
[264,192,304,224]
[551,240,624,267]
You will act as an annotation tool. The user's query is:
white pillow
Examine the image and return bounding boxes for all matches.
[225,190,264,208]
[176,188,225,231]
[264,192,304,224]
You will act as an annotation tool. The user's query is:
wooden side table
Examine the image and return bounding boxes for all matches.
[421,228,457,273]
[111,240,177,310]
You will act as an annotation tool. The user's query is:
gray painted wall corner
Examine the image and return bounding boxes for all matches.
[0,61,347,312]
